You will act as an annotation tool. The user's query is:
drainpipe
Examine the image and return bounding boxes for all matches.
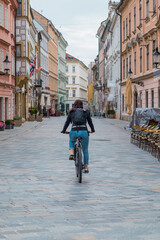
[115,6,122,120]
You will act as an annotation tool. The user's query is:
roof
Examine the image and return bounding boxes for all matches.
[66,53,88,70]
[66,53,80,62]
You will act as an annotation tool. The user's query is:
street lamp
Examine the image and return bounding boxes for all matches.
[0,55,11,75]
[153,47,160,68]
[128,69,133,78]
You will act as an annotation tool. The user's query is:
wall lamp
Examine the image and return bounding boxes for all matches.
[128,69,144,87]
[0,56,11,75]
[153,47,160,69]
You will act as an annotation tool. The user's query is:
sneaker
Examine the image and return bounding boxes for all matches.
[69,154,74,160]
[83,168,89,173]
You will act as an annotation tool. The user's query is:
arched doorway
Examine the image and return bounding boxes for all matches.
[134,89,138,110]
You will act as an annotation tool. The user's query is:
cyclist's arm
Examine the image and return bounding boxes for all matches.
[61,114,72,133]
[87,111,95,133]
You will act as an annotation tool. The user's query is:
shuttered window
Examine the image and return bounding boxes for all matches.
[12,55,15,75]
[11,14,12,33]
[0,3,3,27]
[0,49,4,72]
[5,8,8,30]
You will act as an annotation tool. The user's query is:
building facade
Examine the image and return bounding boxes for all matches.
[16,1,39,119]
[58,32,68,114]
[66,53,88,112]
[118,0,160,121]
[33,19,50,112]
[0,0,18,121]
[32,9,59,115]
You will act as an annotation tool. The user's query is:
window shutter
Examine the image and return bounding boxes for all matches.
[0,3,3,26]
[11,14,12,33]
[5,8,8,30]
[1,49,4,72]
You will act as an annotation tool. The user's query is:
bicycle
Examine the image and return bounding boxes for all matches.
[65,132,84,183]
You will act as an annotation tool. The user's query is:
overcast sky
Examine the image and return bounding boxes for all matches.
[31,0,110,66]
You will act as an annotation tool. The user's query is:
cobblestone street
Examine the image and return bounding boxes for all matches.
[0,117,160,240]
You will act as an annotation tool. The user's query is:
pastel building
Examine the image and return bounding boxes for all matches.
[16,1,39,119]
[0,0,18,121]
[66,53,88,112]
[57,31,68,114]
[32,9,59,114]
[118,0,160,121]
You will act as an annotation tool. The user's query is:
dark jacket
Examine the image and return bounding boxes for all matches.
[62,109,95,133]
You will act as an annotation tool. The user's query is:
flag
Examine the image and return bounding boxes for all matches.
[36,66,42,74]
[30,56,36,77]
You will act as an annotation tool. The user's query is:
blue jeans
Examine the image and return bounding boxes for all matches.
[69,130,89,166]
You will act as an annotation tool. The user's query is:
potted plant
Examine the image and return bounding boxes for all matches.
[0,121,6,131]
[5,120,15,129]
[14,116,22,127]
[37,110,43,122]
[107,109,116,119]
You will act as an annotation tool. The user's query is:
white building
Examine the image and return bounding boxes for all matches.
[33,19,50,111]
[65,53,88,112]
[58,32,68,113]
[101,1,120,118]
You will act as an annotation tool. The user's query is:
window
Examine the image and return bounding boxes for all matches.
[146,0,149,18]
[134,7,136,31]
[134,52,136,75]
[72,77,75,84]
[122,94,124,112]
[126,18,128,38]
[153,40,156,68]
[146,44,149,71]
[129,55,131,72]
[72,66,75,73]
[0,3,3,26]
[12,55,15,75]
[126,57,128,77]
[153,0,156,13]
[0,49,4,72]
[129,13,131,35]
[66,90,69,98]
[72,90,76,97]
[66,66,68,72]
[140,91,142,107]
[17,0,22,16]
[140,48,142,73]
[66,77,68,84]
[16,44,21,57]
[123,20,125,41]
[123,59,125,79]
[146,90,148,108]
[151,89,154,108]
[139,0,142,25]
[5,8,8,30]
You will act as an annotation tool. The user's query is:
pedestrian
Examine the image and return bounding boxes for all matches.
[61,99,95,173]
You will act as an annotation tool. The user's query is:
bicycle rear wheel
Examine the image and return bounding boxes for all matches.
[78,145,83,183]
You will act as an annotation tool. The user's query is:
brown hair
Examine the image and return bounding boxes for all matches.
[69,99,83,113]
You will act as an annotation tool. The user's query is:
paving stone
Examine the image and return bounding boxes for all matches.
[1,117,160,239]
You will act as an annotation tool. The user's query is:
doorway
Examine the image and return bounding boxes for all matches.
[0,97,3,121]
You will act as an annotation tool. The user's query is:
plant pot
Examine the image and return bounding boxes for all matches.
[37,115,43,122]
[0,127,4,131]
[28,114,35,121]
[107,114,115,119]
[5,124,14,129]
[14,119,22,127]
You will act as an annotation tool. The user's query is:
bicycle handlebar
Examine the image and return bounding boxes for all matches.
[61,131,93,134]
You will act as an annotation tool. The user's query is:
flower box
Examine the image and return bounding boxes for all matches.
[107,114,115,119]
[28,114,35,121]
[37,114,43,122]
[5,124,14,129]
[14,119,22,127]
[0,127,5,131]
